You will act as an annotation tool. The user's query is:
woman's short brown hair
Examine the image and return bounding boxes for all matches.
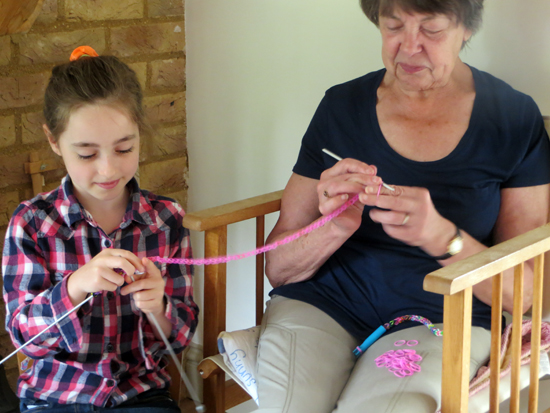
[43,55,151,142]
[360,0,484,34]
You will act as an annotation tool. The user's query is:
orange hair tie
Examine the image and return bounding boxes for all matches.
[70,46,99,62]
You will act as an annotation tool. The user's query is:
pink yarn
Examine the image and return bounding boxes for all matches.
[152,194,359,266]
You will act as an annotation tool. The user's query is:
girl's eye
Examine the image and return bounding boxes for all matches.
[77,154,95,160]
[117,147,134,155]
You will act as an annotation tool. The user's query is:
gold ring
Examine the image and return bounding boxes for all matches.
[401,213,410,226]
[323,190,329,198]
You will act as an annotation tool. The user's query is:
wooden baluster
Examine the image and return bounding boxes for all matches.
[442,287,472,413]
[510,263,524,413]
[203,226,227,413]
[528,253,544,412]
[256,215,265,326]
[489,272,503,413]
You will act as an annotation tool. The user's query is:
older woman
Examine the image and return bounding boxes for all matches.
[255,0,550,412]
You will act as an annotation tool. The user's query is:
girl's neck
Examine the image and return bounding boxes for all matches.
[76,186,130,235]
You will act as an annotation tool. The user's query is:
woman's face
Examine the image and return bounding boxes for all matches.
[379,8,472,92]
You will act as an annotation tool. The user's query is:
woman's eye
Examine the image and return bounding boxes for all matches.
[77,154,95,160]
[117,147,134,155]
[423,27,444,36]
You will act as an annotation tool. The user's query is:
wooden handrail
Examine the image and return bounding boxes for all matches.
[24,158,63,175]
[424,223,550,296]
[182,190,283,231]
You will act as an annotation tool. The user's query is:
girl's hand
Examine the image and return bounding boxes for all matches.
[120,257,166,315]
[361,185,455,257]
[318,158,382,235]
[67,249,144,305]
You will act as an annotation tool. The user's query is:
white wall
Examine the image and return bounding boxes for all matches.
[185,0,550,343]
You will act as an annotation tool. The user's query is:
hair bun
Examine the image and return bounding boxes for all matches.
[70,46,99,62]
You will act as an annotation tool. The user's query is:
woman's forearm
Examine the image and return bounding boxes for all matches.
[265,219,352,287]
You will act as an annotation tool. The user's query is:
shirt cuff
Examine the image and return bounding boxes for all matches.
[50,276,84,353]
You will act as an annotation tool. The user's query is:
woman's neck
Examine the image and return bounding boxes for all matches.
[382,60,474,106]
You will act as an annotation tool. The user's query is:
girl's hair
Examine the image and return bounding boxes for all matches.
[43,54,151,142]
[360,0,484,35]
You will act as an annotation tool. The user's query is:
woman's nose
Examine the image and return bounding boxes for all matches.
[400,30,422,56]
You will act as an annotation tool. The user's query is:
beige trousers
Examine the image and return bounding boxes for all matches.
[255,296,491,413]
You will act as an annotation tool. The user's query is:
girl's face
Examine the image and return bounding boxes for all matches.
[46,103,140,212]
[379,8,471,92]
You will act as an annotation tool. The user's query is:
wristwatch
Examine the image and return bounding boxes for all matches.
[431,225,463,260]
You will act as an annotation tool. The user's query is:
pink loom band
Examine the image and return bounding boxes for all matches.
[408,353,422,362]
[394,340,406,347]
[393,370,406,378]
[408,363,421,372]
[406,340,418,346]
[377,183,382,199]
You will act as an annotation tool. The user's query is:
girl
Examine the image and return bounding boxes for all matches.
[2,46,198,412]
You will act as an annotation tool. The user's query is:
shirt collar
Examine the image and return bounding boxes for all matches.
[58,175,155,230]
[122,178,155,228]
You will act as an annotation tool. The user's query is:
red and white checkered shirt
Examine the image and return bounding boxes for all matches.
[2,176,198,407]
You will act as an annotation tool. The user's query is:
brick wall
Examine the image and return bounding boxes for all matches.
[0,0,188,390]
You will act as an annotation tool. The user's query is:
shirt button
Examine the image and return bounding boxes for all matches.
[106,379,115,387]
[106,343,114,352]
[107,292,114,300]
[102,239,111,248]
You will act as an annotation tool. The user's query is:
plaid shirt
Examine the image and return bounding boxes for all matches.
[2,176,198,407]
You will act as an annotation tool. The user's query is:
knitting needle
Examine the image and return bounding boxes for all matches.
[0,268,146,367]
[0,293,96,366]
[130,274,206,412]
[321,148,395,191]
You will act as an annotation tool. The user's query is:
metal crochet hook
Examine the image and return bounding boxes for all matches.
[322,148,395,191]
[131,273,206,412]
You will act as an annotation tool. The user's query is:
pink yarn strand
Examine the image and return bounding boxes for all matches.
[152,194,359,266]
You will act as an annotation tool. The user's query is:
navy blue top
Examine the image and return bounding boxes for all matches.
[271,67,550,340]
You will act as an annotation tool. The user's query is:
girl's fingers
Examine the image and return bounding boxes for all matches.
[109,249,144,273]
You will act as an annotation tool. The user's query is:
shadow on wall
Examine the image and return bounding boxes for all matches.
[467,0,550,114]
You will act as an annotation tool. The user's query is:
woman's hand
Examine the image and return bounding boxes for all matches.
[120,257,166,315]
[67,249,144,306]
[361,184,455,257]
[265,159,383,287]
[318,158,382,235]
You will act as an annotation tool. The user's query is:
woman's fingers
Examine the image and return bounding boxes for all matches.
[321,158,378,179]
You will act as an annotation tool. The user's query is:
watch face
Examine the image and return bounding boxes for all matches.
[449,237,463,255]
